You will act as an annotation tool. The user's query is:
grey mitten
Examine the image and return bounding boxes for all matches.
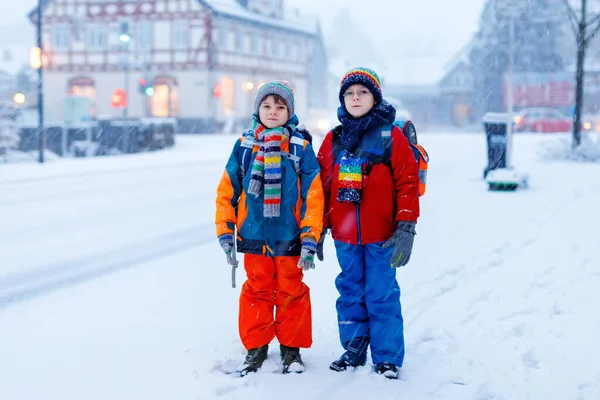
[298,236,317,271]
[382,221,416,267]
[218,233,236,266]
[316,228,329,262]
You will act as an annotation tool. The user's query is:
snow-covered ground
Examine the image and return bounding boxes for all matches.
[1,132,600,400]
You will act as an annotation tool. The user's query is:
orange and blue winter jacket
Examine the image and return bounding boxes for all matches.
[215,127,324,257]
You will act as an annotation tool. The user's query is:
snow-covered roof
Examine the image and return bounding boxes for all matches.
[27,0,320,37]
[442,40,473,72]
[199,0,320,36]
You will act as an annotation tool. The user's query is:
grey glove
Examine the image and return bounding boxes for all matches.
[218,233,237,266]
[316,228,329,262]
[382,221,416,267]
[298,236,317,271]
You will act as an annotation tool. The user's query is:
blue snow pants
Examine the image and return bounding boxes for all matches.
[334,240,405,367]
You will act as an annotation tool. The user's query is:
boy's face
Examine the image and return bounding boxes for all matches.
[343,84,376,118]
[259,95,289,129]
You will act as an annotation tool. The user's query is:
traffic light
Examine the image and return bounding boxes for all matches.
[138,78,147,94]
[213,82,222,98]
[138,77,154,96]
[111,88,127,108]
[119,21,130,42]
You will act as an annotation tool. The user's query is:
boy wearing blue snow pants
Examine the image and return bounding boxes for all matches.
[335,242,405,367]
[316,67,421,379]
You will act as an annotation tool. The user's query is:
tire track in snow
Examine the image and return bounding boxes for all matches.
[0,158,209,188]
[0,161,215,206]
[0,224,214,308]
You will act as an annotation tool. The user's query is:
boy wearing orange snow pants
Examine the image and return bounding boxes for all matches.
[239,254,311,350]
[215,81,324,376]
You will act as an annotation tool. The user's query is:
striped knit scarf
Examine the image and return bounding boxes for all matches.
[247,125,283,218]
[337,150,363,203]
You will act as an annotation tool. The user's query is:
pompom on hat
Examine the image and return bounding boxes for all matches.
[254,80,295,116]
[338,67,383,106]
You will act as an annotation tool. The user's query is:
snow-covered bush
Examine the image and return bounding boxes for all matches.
[537,132,600,162]
[0,119,19,157]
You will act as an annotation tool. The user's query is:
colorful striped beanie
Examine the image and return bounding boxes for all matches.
[254,80,295,117]
[339,67,383,106]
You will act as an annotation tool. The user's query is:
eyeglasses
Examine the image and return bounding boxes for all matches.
[343,89,372,98]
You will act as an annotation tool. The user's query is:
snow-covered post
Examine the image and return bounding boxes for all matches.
[495,0,526,169]
[36,0,45,164]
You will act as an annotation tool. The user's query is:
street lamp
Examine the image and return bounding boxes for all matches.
[119,22,132,152]
[119,23,131,120]
[244,81,254,115]
[35,0,44,163]
[13,93,25,105]
[495,0,526,169]
[13,93,26,105]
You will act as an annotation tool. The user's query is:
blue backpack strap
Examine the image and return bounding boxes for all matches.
[381,123,393,167]
[288,129,306,175]
[238,129,255,178]
[364,123,393,176]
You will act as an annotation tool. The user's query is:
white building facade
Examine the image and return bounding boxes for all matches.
[29,0,328,132]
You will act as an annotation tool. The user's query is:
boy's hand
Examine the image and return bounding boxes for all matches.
[382,221,416,267]
[316,228,329,261]
[218,233,237,266]
[298,236,317,271]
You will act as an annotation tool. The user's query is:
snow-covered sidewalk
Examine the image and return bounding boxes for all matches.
[1,132,600,400]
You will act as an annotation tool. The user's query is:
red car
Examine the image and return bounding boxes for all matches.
[513,108,573,133]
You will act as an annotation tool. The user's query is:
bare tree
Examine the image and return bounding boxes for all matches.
[562,0,600,147]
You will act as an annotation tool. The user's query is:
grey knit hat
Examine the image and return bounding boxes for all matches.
[254,80,295,116]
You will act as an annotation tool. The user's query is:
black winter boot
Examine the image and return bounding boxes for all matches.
[329,336,369,372]
[373,362,399,379]
[280,344,305,374]
[239,344,269,376]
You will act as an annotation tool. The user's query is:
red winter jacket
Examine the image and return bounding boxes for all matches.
[317,125,420,245]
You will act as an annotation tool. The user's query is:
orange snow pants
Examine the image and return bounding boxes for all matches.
[239,253,312,350]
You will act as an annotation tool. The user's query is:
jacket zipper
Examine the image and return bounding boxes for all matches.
[356,202,361,245]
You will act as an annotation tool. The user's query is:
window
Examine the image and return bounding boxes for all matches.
[285,40,291,58]
[217,27,234,51]
[225,30,235,51]
[151,76,179,117]
[290,42,298,59]
[250,31,258,54]
[136,22,152,51]
[52,26,70,49]
[172,22,189,49]
[234,28,242,52]
[67,77,96,117]
[242,32,251,53]
[87,26,105,50]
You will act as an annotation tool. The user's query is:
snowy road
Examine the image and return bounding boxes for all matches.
[1,133,600,400]
[0,139,219,307]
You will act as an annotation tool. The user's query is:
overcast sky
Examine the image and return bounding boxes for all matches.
[286,0,485,84]
[0,0,485,84]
